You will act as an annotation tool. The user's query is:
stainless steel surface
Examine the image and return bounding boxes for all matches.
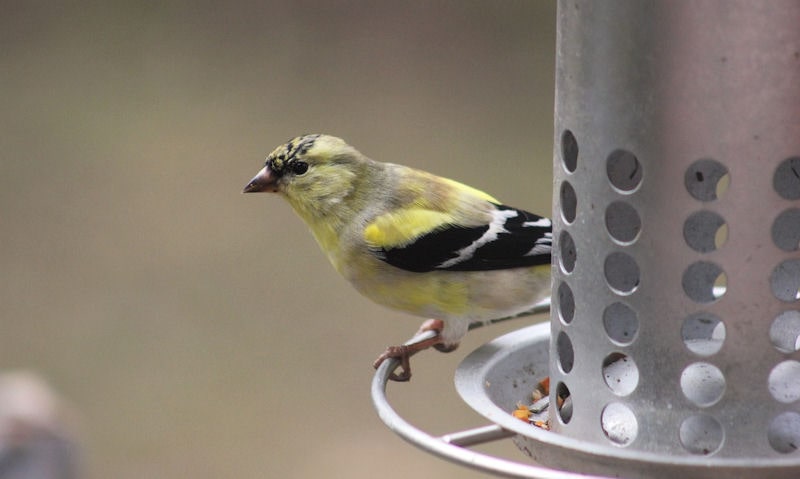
[547,0,800,475]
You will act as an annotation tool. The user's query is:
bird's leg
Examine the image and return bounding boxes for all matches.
[373,319,459,382]
[417,319,459,353]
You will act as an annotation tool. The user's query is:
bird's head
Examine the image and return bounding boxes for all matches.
[243,134,367,218]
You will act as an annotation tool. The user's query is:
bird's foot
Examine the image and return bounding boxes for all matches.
[373,319,459,382]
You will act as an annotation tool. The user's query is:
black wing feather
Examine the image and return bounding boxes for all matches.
[374,205,552,273]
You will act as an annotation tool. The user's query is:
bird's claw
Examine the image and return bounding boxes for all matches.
[373,345,414,382]
[373,329,449,382]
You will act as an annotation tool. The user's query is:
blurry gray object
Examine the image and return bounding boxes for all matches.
[0,372,81,479]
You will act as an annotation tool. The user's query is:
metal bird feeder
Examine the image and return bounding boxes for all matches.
[373,1,800,477]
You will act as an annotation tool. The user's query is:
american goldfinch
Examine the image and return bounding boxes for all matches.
[244,134,552,380]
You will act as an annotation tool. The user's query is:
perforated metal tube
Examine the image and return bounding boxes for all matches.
[550,0,800,471]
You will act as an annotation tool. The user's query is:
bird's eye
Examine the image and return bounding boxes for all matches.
[291,161,309,175]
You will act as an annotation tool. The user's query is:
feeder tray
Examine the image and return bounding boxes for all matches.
[373,319,800,478]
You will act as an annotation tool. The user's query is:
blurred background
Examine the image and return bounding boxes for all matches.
[0,1,556,478]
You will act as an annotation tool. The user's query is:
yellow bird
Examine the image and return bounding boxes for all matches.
[244,134,551,380]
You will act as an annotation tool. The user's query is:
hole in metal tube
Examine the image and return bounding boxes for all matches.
[680,362,726,407]
[770,259,800,302]
[555,382,572,424]
[557,282,575,325]
[680,414,724,455]
[684,210,727,253]
[604,252,640,295]
[768,412,800,453]
[682,261,727,303]
[772,208,800,252]
[605,201,641,245]
[774,156,800,200]
[768,360,800,403]
[560,181,577,224]
[770,310,800,353]
[602,352,639,396]
[607,149,643,193]
[685,159,729,201]
[682,313,725,356]
[601,402,638,446]
[556,331,574,374]
[561,130,579,173]
[558,230,577,274]
[603,302,638,345]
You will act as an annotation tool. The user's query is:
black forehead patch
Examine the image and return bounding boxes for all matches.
[268,134,320,172]
[283,134,320,162]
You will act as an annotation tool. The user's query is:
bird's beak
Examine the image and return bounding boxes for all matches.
[243,166,278,193]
